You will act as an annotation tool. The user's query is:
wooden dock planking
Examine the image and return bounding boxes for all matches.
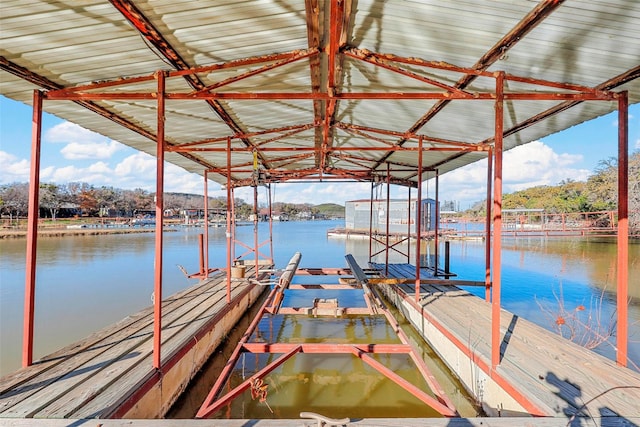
[0,267,268,419]
[0,277,223,417]
[66,274,260,419]
[32,279,234,418]
[0,278,218,414]
[376,263,640,418]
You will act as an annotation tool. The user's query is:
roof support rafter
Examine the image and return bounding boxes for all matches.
[344,50,474,97]
[175,123,317,149]
[478,64,640,146]
[304,0,324,163]
[371,0,566,171]
[192,50,318,94]
[108,0,272,170]
[0,57,213,173]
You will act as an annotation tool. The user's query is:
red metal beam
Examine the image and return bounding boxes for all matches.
[153,71,166,370]
[485,147,493,302]
[0,57,214,174]
[241,343,411,354]
[371,0,566,170]
[196,345,302,418]
[46,91,616,101]
[345,47,606,94]
[344,49,474,98]
[192,50,317,94]
[388,284,547,416]
[108,0,272,170]
[22,90,43,368]
[350,347,456,417]
[491,72,505,370]
[616,91,629,366]
[304,0,324,161]
[415,137,423,303]
[169,123,317,148]
[203,172,210,277]
[226,138,232,303]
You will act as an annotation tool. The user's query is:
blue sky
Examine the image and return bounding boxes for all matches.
[1,95,638,209]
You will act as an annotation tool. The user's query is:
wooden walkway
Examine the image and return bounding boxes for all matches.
[0,267,269,419]
[373,263,640,421]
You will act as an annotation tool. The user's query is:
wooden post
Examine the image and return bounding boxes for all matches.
[23,90,43,368]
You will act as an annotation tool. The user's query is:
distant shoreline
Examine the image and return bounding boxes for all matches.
[0,227,163,239]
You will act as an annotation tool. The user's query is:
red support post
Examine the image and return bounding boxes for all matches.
[616,91,629,366]
[268,184,274,263]
[415,136,423,302]
[485,146,493,302]
[22,90,43,368]
[385,163,391,275]
[203,171,209,276]
[369,182,374,262]
[153,71,166,370]
[253,182,259,279]
[226,137,232,303]
[434,169,439,274]
[407,186,412,263]
[491,72,505,370]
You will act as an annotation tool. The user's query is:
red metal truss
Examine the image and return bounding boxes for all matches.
[371,0,566,170]
[196,254,458,419]
[108,0,272,171]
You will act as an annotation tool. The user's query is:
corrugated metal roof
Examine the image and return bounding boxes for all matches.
[1,0,638,188]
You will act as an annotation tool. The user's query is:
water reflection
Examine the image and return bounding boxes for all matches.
[1,221,638,376]
[218,353,440,419]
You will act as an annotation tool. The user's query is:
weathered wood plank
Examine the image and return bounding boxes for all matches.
[378,271,640,418]
[7,278,228,418]
[0,276,217,396]
[0,276,222,414]
[66,275,267,418]
[33,279,241,418]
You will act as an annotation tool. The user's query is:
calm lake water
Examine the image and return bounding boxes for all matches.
[1,220,639,378]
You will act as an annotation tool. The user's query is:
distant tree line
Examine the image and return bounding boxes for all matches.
[0,182,345,222]
[0,182,250,221]
[465,150,640,233]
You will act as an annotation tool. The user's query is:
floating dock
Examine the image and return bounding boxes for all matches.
[1,255,639,425]
[372,263,640,421]
[0,265,270,419]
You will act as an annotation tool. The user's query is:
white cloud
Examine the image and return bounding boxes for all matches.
[635,138,640,149]
[0,151,30,183]
[45,121,104,144]
[45,121,123,160]
[31,151,204,194]
[60,140,123,160]
[437,140,590,208]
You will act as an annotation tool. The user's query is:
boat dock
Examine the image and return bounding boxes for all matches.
[1,254,639,425]
[371,262,640,421]
[0,265,270,419]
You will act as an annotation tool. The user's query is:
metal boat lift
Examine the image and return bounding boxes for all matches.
[195,252,458,419]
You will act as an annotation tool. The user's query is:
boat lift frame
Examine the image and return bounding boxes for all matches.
[195,252,458,419]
